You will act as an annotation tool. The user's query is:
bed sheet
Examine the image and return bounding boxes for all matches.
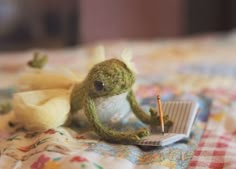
[1,32,236,169]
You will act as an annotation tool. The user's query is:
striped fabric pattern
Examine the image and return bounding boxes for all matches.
[189,130,236,169]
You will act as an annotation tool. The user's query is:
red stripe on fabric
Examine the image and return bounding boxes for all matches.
[194,149,234,156]
[202,131,211,138]
[216,141,229,148]
[213,150,226,156]
[198,142,205,147]
[201,131,234,141]
[194,150,202,156]
[209,162,224,169]
[219,135,233,142]
[196,140,236,149]
[189,160,225,169]
[189,160,198,166]
[194,150,226,156]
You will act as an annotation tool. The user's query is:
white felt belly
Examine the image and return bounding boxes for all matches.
[73,92,130,126]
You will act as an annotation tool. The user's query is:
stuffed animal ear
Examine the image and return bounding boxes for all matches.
[121,48,132,59]
[87,45,106,69]
[93,45,106,61]
[120,48,138,74]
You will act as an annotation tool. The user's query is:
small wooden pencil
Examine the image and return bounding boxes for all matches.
[157,95,165,135]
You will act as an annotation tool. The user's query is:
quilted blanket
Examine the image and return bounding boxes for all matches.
[1,32,236,169]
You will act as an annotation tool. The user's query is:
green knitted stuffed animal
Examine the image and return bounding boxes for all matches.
[16,49,172,144]
[69,58,151,144]
[68,52,172,144]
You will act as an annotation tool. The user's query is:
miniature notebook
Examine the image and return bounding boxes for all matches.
[137,101,199,146]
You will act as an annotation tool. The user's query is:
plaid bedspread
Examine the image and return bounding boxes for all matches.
[1,32,236,169]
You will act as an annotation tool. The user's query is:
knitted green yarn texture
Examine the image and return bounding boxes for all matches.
[84,58,135,98]
[70,58,135,112]
[127,90,153,124]
[70,58,151,143]
[84,95,149,144]
[70,83,86,113]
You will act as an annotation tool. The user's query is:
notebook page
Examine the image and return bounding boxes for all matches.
[165,101,197,135]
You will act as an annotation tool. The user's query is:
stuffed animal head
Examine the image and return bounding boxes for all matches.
[82,46,137,98]
[84,58,135,98]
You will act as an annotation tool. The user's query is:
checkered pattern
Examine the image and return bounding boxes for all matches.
[189,130,236,169]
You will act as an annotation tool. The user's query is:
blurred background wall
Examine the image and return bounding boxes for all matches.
[79,0,184,43]
[0,0,236,50]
